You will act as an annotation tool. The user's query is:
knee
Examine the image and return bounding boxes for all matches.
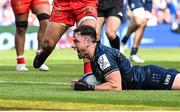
[37,13,49,31]
[39,20,48,31]
[141,20,147,26]
[136,19,147,26]
[15,21,28,34]
[16,27,27,35]
[106,30,116,40]
[41,38,55,50]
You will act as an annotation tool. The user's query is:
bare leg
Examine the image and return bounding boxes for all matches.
[96,17,105,42]
[132,18,147,48]
[31,4,50,71]
[129,17,147,63]
[14,13,29,57]
[105,16,121,50]
[121,18,139,45]
[33,22,68,68]
[171,73,180,90]
[32,4,50,49]
[124,19,139,38]
[14,12,29,71]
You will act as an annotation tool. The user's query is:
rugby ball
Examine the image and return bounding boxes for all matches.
[81,73,101,85]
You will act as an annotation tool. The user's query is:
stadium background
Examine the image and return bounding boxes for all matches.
[0,0,180,50]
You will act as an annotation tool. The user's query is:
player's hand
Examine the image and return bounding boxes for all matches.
[71,79,81,88]
[72,80,95,91]
[71,79,85,87]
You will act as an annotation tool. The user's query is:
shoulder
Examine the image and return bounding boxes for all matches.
[95,44,116,59]
[97,54,111,71]
[97,44,118,54]
[94,44,119,65]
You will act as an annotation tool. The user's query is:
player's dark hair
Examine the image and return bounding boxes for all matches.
[74,25,96,42]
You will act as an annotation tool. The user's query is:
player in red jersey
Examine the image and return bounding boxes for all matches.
[11,0,50,71]
[33,0,98,75]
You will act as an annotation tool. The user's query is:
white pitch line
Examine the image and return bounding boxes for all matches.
[0,80,69,85]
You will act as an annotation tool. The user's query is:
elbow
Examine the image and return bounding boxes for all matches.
[115,87,122,91]
[112,84,122,91]
[114,87,122,91]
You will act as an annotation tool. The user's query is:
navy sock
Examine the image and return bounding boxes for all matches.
[130,47,138,55]
[97,41,100,44]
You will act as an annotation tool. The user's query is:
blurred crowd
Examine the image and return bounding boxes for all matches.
[0,0,180,26]
[0,0,14,26]
[152,0,180,24]
[0,0,51,26]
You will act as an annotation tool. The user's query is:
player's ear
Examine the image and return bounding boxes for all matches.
[86,38,91,46]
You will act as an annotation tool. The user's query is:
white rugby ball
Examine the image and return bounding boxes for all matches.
[81,73,101,85]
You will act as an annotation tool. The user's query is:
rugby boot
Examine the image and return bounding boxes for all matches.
[38,63,49,71]
[130,55,144,63]
[33,51,49,69]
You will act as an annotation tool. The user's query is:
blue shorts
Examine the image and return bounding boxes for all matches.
[143,1,152,11]
[128,0,143,10]
[128,0,152,11]
[144,65,178,90]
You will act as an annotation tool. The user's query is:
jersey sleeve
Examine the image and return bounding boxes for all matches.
[97,53,119,78]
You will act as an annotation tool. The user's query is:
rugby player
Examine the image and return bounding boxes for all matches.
[33,0,98,75]
[121,0,153,63]
[11,0,50,71]
[96,0,124,50]
[72,25,180,91]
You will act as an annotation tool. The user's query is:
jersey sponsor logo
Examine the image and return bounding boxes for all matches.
[98,54,110,71]
[164,74,171,85]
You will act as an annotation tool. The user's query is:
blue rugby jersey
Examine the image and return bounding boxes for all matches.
[91,44,178,90]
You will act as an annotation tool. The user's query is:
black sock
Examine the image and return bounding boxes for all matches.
[97,41,100,44]
[109,35,120,50]
[121,36,129,45]
[130,47,138,55]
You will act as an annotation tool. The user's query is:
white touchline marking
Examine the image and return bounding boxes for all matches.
[0,64,15,66]
[0,80,69,85]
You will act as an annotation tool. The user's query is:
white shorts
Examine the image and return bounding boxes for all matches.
[132,7,152,19]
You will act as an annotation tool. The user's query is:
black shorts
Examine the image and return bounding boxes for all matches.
[98,0,124,20]
[144,65,178,90]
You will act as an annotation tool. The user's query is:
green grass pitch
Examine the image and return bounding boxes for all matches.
[0,48,180,110]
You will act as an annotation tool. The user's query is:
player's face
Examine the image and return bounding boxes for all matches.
[72,32,88,59]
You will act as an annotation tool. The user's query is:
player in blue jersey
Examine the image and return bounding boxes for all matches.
[80,0,124,78]
[121,0,153,63]
[71,25,180,91]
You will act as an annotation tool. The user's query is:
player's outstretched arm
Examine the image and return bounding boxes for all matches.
[95,71,122,91]
[72,71,122,91]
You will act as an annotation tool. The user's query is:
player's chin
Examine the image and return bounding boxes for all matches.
[77,50,83,59]
[78,55,83,59]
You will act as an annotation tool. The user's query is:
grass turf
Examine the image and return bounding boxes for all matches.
[0,48,180,110]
